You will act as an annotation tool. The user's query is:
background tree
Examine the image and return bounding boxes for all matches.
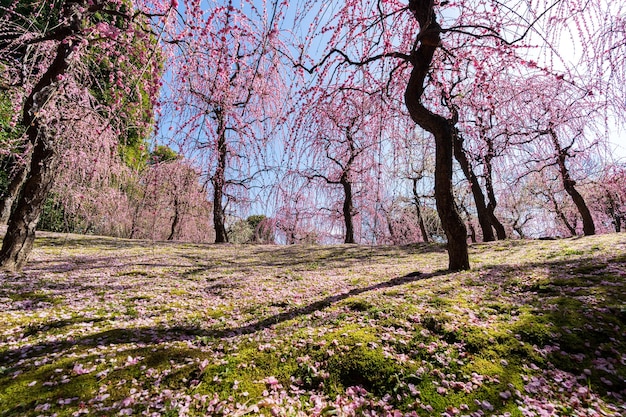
[590,163,626,233]
[0,89,24,224]
[506,76,604,236]
[272,177,321,245]
[296,87,384,244]
[128,157,213,241]
[391,124,437,244]
[164,0,288,243]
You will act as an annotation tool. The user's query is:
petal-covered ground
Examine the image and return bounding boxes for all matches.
[1,231,625,416]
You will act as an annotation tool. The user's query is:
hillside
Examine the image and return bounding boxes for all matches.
[1,231,625,416]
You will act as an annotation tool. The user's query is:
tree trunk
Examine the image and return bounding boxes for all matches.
[467,221,477,243]
[550,129,595,236]
[549,193,577,237]
[404,2,469,270]
[341,176,355,244]
[213,113,228,243]
[483,140,507,239]
[168,195,180,241]
[458,201,477,243]
[0,163,29,225]
[0,139,58,271]
[412,178,429,243]
[0,32,74,271]
[563,181,595,235]
[513,225,525,239]
[453,134,495,242]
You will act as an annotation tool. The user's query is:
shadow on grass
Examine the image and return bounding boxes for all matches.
[25,232,446,276]
[457,253,626,395]
[1,248,625,415]
[0,270,440,367]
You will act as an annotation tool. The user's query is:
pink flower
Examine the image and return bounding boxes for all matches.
[265,376,280,386]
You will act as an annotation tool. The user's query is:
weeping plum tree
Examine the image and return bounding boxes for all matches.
[505,76,602,236]
[392,123,437,244]
[130,158,212,241]
[0,0,167,271]
[296,0,616,267]
[296,87,385,244]
[272,180,321,245]
[164,0,288,243]
[444,74,510,242]
[592,163,626,232]
[296,1,523,269]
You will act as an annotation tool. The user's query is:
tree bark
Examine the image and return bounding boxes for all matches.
[0,163,29,225]
[213,112,228,243]
[404,1,469,270]
[549,193,577,237]
[0,140,59,271]
[412,178,429,243]
[341,175,355,244]
[453,133,495,242]
[550,129,595,236]
[0,31,75,271]
[483,139,507,239]
[168,195,180,241]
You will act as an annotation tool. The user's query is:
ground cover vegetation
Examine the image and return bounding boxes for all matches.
[0,230,624,416]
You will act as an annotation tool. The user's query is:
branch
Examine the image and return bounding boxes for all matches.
[296,48,410,74]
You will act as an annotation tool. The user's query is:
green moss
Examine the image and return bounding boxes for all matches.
[570,263,608,275]
[8,291,58,305]
[343,298,374,312]
[325,345,404,396]
[428,296,451,308]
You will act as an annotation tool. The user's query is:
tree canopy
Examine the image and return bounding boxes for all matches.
[0,0,624,271]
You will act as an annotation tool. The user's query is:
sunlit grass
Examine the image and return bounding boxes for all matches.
[1,231,625,416]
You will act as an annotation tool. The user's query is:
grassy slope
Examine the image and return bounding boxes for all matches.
[0,231,625,416]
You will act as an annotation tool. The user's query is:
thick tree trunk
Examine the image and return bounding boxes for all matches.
[453,134,495,242]
[404,2,469,270]
[550,129,595,236]
[341,176,355,244]
[0,30,74,271]
[0,163,29,225]
[563,182,595,235]
[213,115,228,243]
[212,176,227,243]
[0,140,58,271]
[412,178,429,243]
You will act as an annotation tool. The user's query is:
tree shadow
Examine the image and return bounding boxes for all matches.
[0,270,440,367]
[22,233,447,279]
[4,234,625,401]
[458,252,626,395]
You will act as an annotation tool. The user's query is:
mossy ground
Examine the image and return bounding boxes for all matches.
[0,231,625,416]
